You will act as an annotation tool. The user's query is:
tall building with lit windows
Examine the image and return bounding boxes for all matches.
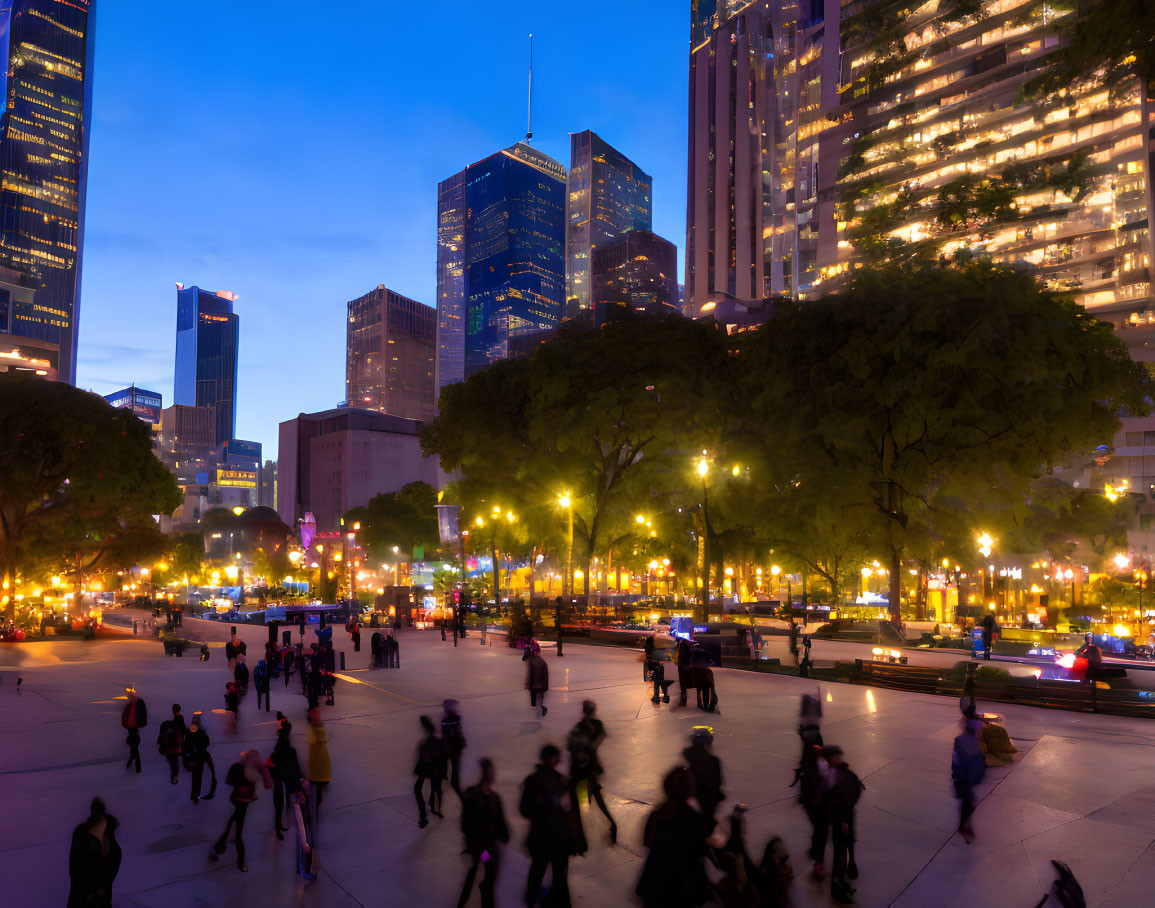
[174,284,239,447]
[688,0,1155,509]
[435,142,566,383]
[0,0,96,385]
[564,130,652,318]
[346,283,436,422]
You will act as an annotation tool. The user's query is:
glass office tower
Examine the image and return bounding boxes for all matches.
[174,285,239,447]
[591,230,680,323]
[0,0,96,385]
[346,283,437,422]
[565,130,653,317]
[435,171,466,391]
[436,142,566,382]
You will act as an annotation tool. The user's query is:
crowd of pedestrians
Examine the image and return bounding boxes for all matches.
[77,618,1046,907]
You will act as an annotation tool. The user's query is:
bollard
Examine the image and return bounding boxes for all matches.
[340,650,346,671]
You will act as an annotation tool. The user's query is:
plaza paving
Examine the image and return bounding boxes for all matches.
[3,617,1155,907]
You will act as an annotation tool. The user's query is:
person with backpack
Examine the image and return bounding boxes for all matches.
[952,718,986,844]
[567,700,617,847]
[120,688,146,774]
[441,699,467,799]
[209,750,271,872]
[457,758,509,908]
[156,704,186,785]
[414,715,447,828]
[824,746,863,905]
[252,659,270,712]
[184,714,216,803]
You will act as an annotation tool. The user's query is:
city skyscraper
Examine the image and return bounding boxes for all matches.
[346,283,437,422]
[0,0,96,385]
[564,130,653,317]
[590,230,679,323]
[436,142,566,384]
[174,284,239,447]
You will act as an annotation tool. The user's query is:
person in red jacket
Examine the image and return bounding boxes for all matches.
[120,688,147,773]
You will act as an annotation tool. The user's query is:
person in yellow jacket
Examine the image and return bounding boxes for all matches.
[305,707,331,844]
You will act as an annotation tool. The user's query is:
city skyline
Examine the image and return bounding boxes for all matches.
[73,1,687,456]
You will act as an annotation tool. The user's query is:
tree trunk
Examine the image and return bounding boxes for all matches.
[888,545,903,624]
[490,544,501,610]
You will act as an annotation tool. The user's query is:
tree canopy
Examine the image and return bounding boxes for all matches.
[0,374,181,613]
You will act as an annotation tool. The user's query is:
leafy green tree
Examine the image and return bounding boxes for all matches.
[0,374,180,615]
[344,481,440,564]
[741,263,1152,621]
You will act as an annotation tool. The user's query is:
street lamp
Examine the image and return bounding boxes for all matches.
[558,494,573,598]
[697,454,711,620]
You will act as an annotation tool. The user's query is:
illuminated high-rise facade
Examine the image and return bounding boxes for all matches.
[174,285,239,447]
[686,0,847,316]
[436,142,566,382]
[564,130,652,317]
[346,283,436,422]
[591,230,680,323]
[435,171,466,391]
[0,0,96,384]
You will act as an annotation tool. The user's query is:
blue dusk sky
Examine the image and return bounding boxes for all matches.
[76,0,688,458]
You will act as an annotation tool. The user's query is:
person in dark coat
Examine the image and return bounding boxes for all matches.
[643,634,656,679]
[520,744,572,907]
[252,659,270,712]
[981,612,996,660]
[183,714,216,803]
[68,797,122,908]
[676,637,694,706]
[457,758,509,908]
[414,715,448,828]
[683,727,724,823]
[351,622,361,652]
[441,699,467,798]
[120,688,146,774]
[525,643,549,717]
[824,746,863,904]
[650,652,674,704]
[370,632,382,669]
[952,719,986,844]
[635,766,712,908]
[795,742,831,878]
[224,681,240,731]
[234,653,250,697]
[282,645,295,686]
[268,731,303,840]
[156,704,185,784]
[567,700,616,846]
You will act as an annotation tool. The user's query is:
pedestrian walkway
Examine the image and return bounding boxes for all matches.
[2,627,1154,906]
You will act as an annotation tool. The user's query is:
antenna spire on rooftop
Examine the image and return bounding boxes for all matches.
[526,33,533,142]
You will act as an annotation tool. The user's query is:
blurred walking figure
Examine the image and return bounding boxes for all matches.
[224,681,240,732]
[268,726,302,841]
[824,746,864,904]
[952,718,986,844]
[414,715,448,828]
[525,641,550,717]
[234,652,250,697]
[157,704,186,785]
[457,758,509,908]
[567,700,617,847]
[253,659,270,712]
[209,750,272,872]
[520,744,572,907]
[305,707,332,843]
[650,652,673,704]
[184,714,216,803]
[755,836,794,908]
[441,699,467,798]
[683,727,724,824]
[794,743,831,878]
[676,637,694,706]
[796,691,823,768]
[635,766,712,908]
[67,797,122,908]
[120,687,146,774]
